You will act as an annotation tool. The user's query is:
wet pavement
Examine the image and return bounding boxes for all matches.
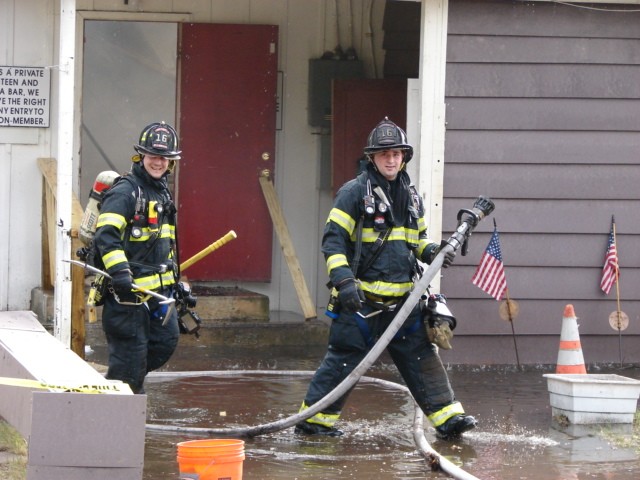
[86,343,640,479]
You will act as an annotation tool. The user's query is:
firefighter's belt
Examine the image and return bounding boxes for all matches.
[364,292,401,311]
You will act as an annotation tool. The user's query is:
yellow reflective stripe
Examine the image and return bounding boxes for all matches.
[360,228,380,242]
[326,254,349,274]
[360,226,418,244]
[417,217,427,231]
[127,224,176,242]
[360,280,413,298]
[298,401,340,428]
[417,238,436,257]
[404,227,419,245]
[427,401,465,427]
[103,249,128,270]
[96,212,127,230]
[328,208,356,234]
[128,230,153,242]
[388,228,407,242]
[134,271,176,290]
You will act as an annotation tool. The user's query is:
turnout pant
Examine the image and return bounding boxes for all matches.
[301,302,456,428]
[102,291,180,394]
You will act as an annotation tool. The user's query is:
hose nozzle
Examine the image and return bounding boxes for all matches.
[473,196,495,217]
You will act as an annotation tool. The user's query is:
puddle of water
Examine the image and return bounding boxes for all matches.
[86,345,640,479]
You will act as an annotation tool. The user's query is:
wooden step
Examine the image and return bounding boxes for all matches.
[191,285,269,323]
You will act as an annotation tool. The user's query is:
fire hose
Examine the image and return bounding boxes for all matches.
[145,196,494,478]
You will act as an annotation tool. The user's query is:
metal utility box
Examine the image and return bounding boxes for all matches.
[308,58,364,128]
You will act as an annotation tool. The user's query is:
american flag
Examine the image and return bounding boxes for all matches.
[600,217,619,295]
[472,226,507,301]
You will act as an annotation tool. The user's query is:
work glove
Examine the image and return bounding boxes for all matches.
[422,293,457,349]
[427,318,454,350]
[427,241,456,268]
[110,269,133,297]
[337,278,364,314]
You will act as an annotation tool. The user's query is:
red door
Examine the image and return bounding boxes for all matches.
[332,79,407,195]
[177,24,278,281]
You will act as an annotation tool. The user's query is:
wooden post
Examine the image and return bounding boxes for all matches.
[259,170,317,320]
[38,158,86,358]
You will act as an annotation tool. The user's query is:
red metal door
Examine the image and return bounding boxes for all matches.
[177,24,278,281]
[332,79,407,195]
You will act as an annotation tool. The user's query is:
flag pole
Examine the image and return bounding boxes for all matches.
[612,216,623,367]
[492,218,521,370]
[503,287,521,370]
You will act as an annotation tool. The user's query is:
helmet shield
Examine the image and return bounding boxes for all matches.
[134,122,182,159]
[364,117,413,162]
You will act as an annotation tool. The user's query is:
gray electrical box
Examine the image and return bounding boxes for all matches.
[308,59,364,128]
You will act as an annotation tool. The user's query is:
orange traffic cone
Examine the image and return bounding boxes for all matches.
[556,304,586,374]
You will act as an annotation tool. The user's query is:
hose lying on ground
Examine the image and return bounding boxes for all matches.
[147,370,480,480]
[146,197,492,479]
[148,253,449,438]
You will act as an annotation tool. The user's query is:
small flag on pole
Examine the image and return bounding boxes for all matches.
[600,216,619,295]
[472,222,507,301]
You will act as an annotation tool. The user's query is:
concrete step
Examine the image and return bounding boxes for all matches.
[191,285,269,323]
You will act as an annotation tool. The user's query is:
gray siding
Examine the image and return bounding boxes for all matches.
[441,0,640,365]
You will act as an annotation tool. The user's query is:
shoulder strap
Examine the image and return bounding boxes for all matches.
[351,216,364,277]
[355,226,391,279]
[352,173,393,279]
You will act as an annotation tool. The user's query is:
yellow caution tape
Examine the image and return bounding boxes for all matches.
[0,376,132,395]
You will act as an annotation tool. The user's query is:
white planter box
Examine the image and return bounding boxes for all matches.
[543,373,640,424]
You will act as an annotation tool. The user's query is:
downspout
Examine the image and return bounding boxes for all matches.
[53,0,76,346]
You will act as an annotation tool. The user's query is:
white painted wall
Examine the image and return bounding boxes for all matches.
[0,0,393,316]
[0,0,54,310]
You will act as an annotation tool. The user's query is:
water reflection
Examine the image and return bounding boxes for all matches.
[87,345,640,479]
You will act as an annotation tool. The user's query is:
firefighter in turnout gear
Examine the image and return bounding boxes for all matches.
[295,117,477,438]
[94,121,182,394]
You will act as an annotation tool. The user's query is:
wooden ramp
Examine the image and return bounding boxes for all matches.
[0,311,146,480]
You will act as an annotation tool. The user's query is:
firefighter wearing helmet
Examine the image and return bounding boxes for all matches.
[295,117,476,438]
[93,121,182,394]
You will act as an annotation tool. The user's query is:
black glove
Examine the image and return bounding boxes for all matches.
[337,278,364,314]
[428,241,456,268]
[110,269,133,297]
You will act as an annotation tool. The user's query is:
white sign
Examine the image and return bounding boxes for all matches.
[0,66,51,127]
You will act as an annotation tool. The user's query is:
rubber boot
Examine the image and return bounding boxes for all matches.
[435,414,477,439]
[294,421,344,437]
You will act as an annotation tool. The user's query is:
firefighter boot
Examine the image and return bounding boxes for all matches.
[294,421,344,437]
[435,414,477,439]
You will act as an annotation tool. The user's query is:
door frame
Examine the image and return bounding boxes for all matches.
[73,11,189,197]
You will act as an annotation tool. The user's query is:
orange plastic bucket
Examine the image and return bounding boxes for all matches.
[177,439,245,480]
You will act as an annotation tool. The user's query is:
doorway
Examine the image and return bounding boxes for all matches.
[80,20,177,203]
[80,20,278,283]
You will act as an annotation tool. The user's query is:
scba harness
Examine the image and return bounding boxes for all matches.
[325,170,424,318]
[77,175,175,305]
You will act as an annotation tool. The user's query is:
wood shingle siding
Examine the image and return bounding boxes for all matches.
[440,0,640,364]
